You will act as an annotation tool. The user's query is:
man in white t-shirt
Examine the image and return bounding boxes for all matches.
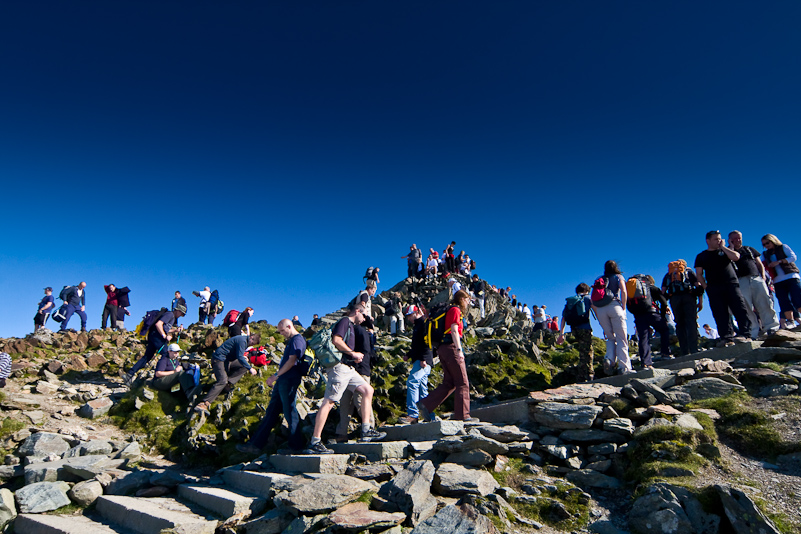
[193,287,211,325]
[702,324,719,339]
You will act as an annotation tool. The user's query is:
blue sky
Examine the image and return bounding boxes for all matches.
[1,1,800,338]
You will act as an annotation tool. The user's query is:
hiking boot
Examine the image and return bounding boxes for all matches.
[603,358,615,376]
[120,370,133,388]
[303,441,335,455]
[398,416,418,425]
[416,401,437,423]
[459,417,480,423]
[358,428,387,442]
[235,442,262,455]
[193,402,210,416]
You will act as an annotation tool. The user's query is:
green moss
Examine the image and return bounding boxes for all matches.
[355,491,374,504]
[0,417,25,440]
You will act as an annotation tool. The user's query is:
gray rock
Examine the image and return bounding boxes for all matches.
[433,433,508,456]
[240,507,295,534]
[149,469,187,487]
[433,463,499,497]
[68,479,103,506]
[585,460,612,472]
[560,428,627,443]
[0,489,16,531]
[565,469,621,489]
[532,402,602,430]
[328,501,406,530]
[630,484,720,534]
[378,460,438,526]
[409,503,499,534]
[673,414,704,431]
[15,481,71,513]
[35,381,59,395]
[474,327,495,337]
[0,465,23,480]
[631,378,672,404]
[716,484,781,534]
[81,440,114,456]
[78,397,114,419]
[283,514,325,534]
[542,444,580,460]
[603,418,636,436]
[274,474,373,514]
[106,470,152,495]
[116,441,142,460]
[63,455,123,480]
[758,384,799,397]
[476,425,531,443]
[590,519,627,534]
[668,377,745,401]
[588,443,617,455]
[18,433,71,458]
[445,450,493,467]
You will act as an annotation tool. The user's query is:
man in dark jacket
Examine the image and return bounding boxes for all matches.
[399,305,434,424]
[34,287,55,331]
[60,282,88,332]
[123,304,186,386]
[194,331,260,415]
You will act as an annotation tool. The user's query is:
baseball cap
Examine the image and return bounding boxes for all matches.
[405,305,417,315]
[44,287,53,292]
[167,343,181,352]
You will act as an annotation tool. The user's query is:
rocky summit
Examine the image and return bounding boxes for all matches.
[0,273,799,533]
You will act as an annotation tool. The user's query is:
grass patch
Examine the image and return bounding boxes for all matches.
[0,417,25,440]
[689,391,801,460]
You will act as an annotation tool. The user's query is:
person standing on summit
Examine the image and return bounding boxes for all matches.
[193,287,212,325]
[102,284,119,330]
[60,282,88,332]
[34,287,55,331]
[401,244,422,279]
[728,230,779,338]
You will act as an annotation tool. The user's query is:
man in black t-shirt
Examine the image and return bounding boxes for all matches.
[728,231,780,338]
[695,231,752,344]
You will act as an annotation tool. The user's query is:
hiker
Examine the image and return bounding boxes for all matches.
[116,307,130,330]
[470,275,486,318]
[522,303,532,321]
[364,267,380,285]
[702,324,719,339]
[123,304,187,385]
[151,343,201,401]
[194,332,261,415]
[557,283,595,382]
[0,352,10,388]
[335,317,377,442]
[303,305,385,454]
[356,280,377,331]
[171,291,186,313]
[236,319,306,455]
[661,259,703,356]
[592,261,631,374]
[400,305,433,424]
[192,287,212,325]
[461,254,472,275]
[532,305,546,331]
[228,307,254,337]
[695,230,752,346]
[382,292,404,335]
[59,282,88,332]
[311,314,320,326]
[101,284,120,330]
[447,276,462,299]
[445,241,456,273]
[292,315,303,328]
[401,244,422,279]
[34,287,55,331]
[425,254,439,279]
[729,231,780,338]
[626,274,672,369]
[548,316,559,332]
[417,290,477,423]
[761,233,801,329]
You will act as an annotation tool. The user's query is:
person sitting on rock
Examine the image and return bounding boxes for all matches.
[193,332,261,415]
[399,305,433,424]
[382,292,405,336]
[151,343,202,402]
[0,352,11,388]
[302,304,385,454]
[123,304,186,386]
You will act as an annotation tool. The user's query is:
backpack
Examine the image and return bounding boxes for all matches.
[245,346,269,367]
[385,299,397,316]
[667,260,693,296]
[423,303,454,350]
[52,305,68,323]
[308,324,351,369]
[563,295,590,326]
[215,299,225,315]
[136,308,169,338]
[223,309,240,326]
[590,276,615,307]
[364,266,375,281]
[626,274,654,314]
[470,259,476,270]
[58,286,74,302]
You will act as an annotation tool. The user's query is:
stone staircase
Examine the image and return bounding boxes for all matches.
[14,421,473,534]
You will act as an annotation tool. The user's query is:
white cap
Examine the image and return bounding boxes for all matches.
[167,343,181,353]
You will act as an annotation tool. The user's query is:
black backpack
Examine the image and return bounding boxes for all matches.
[563,295,590,326]
[137,308,169,338]
[364,266,375,281]
[58,286,74,302]
[423,303,454,350]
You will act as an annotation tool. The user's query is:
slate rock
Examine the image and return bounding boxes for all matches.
[81,440,114,456]
[106,470,152,495]
[328,502,406,530]
[673,414,704,431]
[0,489,16,530]
[409,503,499,534]
[433,463,499,497]
[716,484,781,534]
[346,463,395,482]
[758,384,799,397]
[378,460,438,526]
[668,377,745,401]
[274,474,373,514]
[68,479,103,506]
[240,508,295,534]
[116,441,142,460]
[560,429,627,443]
[78,397,114,419]
[603,418,635,437]
[532,402,602,430]
[18,433,71,458]
[433,432,508,455]
[445,450,493,467]
[565,469,621,489]
[542,444,580,460]
[476,425,531,443]
[15,481,71,513]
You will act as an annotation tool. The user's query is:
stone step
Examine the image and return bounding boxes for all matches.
[591,368,674,387]
[95,495,217,534]
[378,420,464,442]
[268,454,349,474]
[328,441,409,461]
[15,514,126,534]
[178,484,267,518]
[470,398,529,425]
[221,469,291,499]
[653,341,762,369]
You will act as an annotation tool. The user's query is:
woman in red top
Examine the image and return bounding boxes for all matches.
[417,290,477,422]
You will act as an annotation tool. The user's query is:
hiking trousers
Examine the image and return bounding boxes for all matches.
[706,283,751,341]
[60,305,87,331]
[131,331,168,375]
[420,343,471,420]
[406,360,431,418]
[633,312,670,366]
[102,303,118,329]
[336,374,374,436]
[594,302,630,372]
[203,358,248,405]
[670,293,699,355]
[249,375,304,451]
[738,275,779,337]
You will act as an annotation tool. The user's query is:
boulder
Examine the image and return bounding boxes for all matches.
[445,450,493,467]
[565,469,621,489]
[274,474,373,514]
[532,402,602,430]
[667,377,745,401]
[116,441,142,461]
[0,489,16,531]
[239,508,295,534]
[433,463,499,497]
[433,432,508,455]
[18,433,71,458]
[378,460,438,526]
[106,470,152,496]
[15,481,71,513]
[81,440,114,456]
[560,428,627,443]
[409,503,499,534]
[716,484,781,534]
[602,418,636,437]
[68,479,103,506]
[476,425,532,443]
[630,484,719,534]
[328,502,406,530]
[78,397,113,419]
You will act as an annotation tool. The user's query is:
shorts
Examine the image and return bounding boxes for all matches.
[324,362,367,403]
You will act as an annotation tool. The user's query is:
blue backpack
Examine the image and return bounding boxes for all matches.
[564,295,590,326]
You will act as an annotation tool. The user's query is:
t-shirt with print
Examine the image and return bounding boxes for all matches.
[695,250,738,286]
[733,246,762,278]
[279,334,306,380]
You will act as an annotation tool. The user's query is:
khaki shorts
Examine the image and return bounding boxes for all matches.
[324,363,367,403]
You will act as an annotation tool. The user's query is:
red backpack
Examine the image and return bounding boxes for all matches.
[223,309,240,326]
[590,276,615,307]
[245,346,269,367]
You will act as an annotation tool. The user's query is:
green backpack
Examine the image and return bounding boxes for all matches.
[308,324,351,369]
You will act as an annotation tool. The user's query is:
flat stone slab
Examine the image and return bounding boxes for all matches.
[469,398,529,424]
[96,495,217,534]
[379,420,465,442]
[328,441,409,461]
[178,484,266,518]
[328,502,406,530]
[527,383,621,403]
[268,454,349,474]
[15,513,121,534]
[591,368,675,388]
[221,469,291,499]
[273,474,374,514]
[532,402,602,430]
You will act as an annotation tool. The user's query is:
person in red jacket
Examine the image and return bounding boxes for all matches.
[102,284,119,330]
[548,317,559,332]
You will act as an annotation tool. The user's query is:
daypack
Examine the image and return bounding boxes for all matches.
[58,286,74,302]
[52,305,68,323]
[364,266,375,281]
[215,299,225,315]
[308,324,351,369]
[223,309,240,326]
[470,259,476,270]
[626,274,654,314]
[667,261,693,295]
[384,299,398,316]
[423,303,454,350]
[563,295,590,326]
[245,346,269,367]
[590,276,615,307]
[136,308,169,338]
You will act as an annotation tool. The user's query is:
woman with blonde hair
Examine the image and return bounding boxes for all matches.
[417,290,477,422]
[761,234,801,328]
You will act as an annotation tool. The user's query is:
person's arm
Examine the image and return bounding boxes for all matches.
[333,334,363,363]
[618,275,627,311]
[721,244,740,261]
[234,338,256,374]
[556,316,567,344]
[754,250,767,279]
[41,299,54,312]
[770,245,797,269]
[154,320,170,340]
[266,353,298,387]
[695,267,707,290]
[451,321,463,354]
[80,291,86,310]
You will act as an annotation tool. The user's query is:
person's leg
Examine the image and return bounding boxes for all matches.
[311,398,335,439]
[335,387,355,437]
[726,284,752,339]
[594,305,617,368]
[151,371,182,392]
[574,329,594,381]
[450,346,471,420]
[738,277,760,339]
[351,375,374,428]
[201,359,229,405]
[707,285,733,340]
[751,277,780,334]
[60,305,75,331]
[419,349,456,413]
[101,305,110,329]
[785,278,801,320]
[108,304,118,329]
[671,296,688,355]
[406,360,424,417]
[355,382,375,427]
[248,383,286,449]
[279,377,305,450]
[651,313,671,357]
[130,334,165,375]
[609,303,630,371]
[199,306,207,324]
[225,359,248,386]
[634,315,652,367]
[76,309,87,331]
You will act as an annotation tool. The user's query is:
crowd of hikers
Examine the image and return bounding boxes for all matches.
[22,232,801,456]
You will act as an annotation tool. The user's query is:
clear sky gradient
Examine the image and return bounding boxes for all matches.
[1,1,799,337]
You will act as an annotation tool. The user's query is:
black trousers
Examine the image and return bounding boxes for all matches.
[670,293,699,355]
[707,283,751,341]
[102,303,118,329]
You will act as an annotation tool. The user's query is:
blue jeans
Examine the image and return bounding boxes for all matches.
[249,375,304,451]
[406,360,431,417]
[60,304,87,331]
